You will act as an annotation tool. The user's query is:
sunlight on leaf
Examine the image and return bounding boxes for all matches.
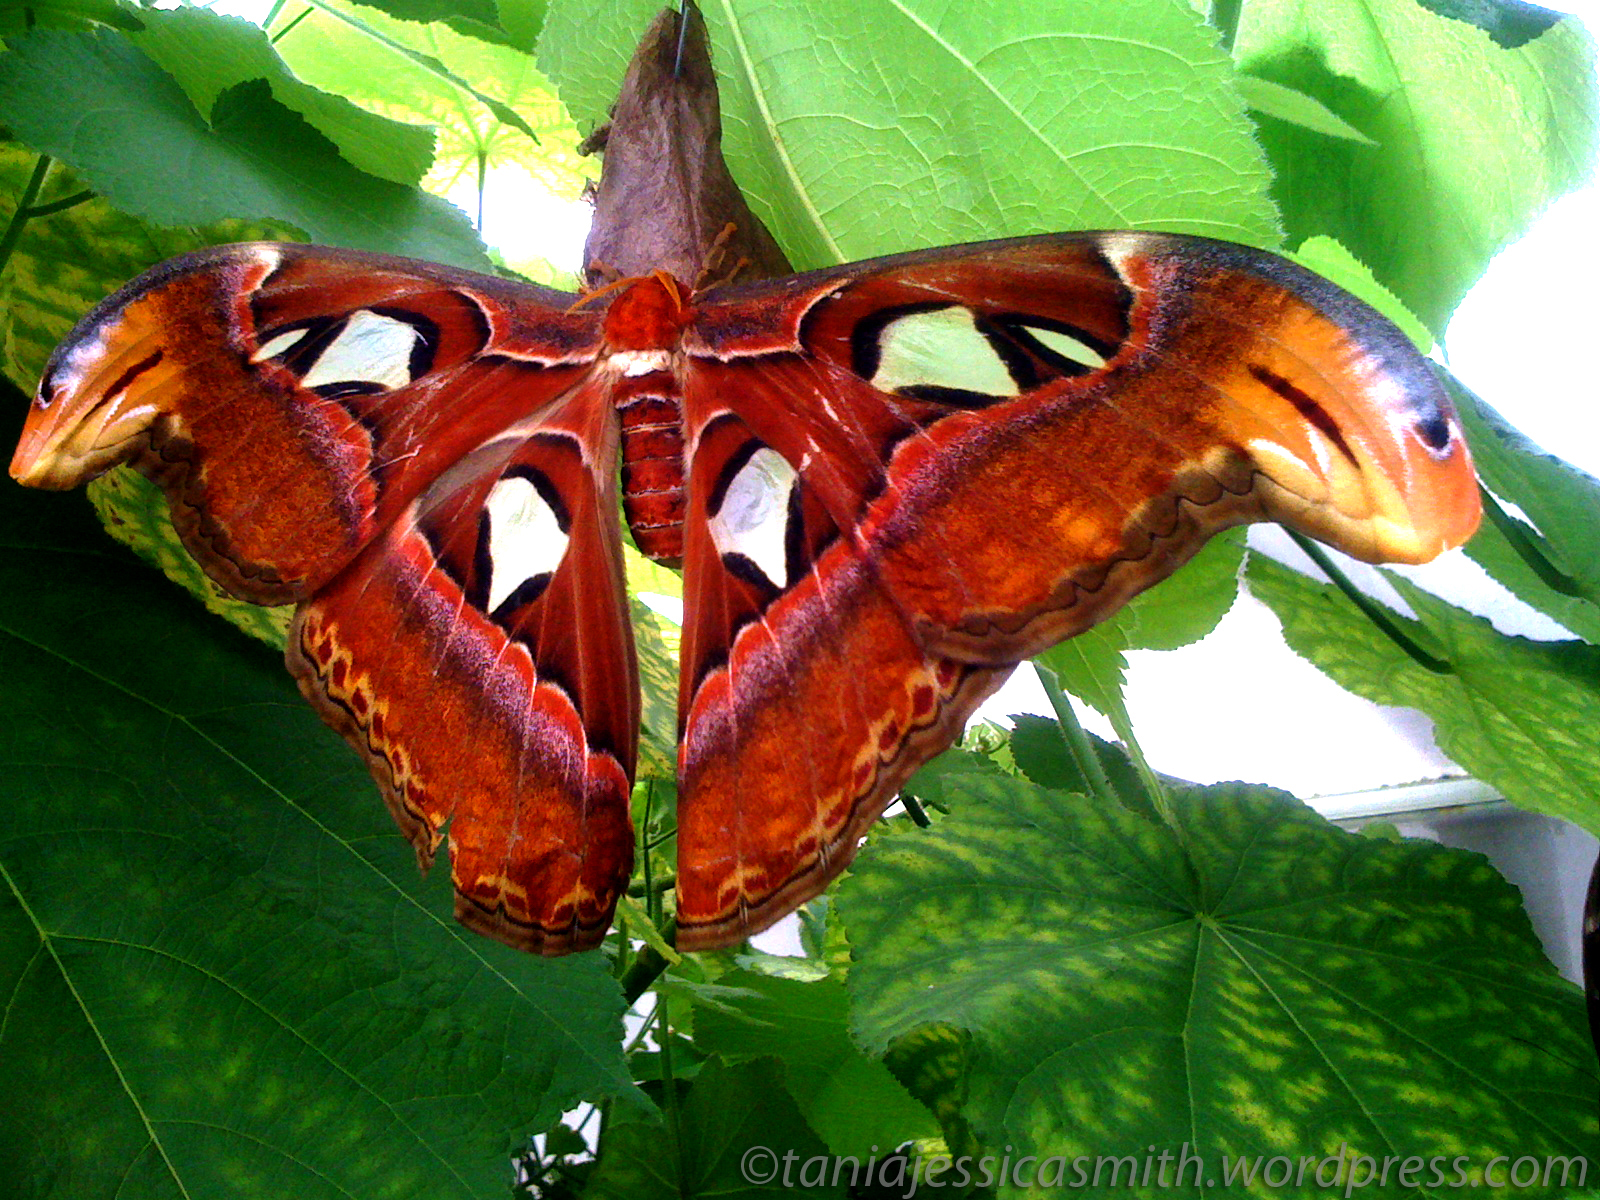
[842,773,1597,1193]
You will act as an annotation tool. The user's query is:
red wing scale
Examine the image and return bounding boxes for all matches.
[10,230,1479,957]
[12,243,603,603]
[289,384,638,953]
[12,244,637,953]
[670,231,1478,949]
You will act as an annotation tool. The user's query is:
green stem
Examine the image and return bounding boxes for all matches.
[0,155,52,278]
[622,999,659,1055]
[270,7,314,44]
[22,189,93,220]
[475,148,487,232]
[640,778,657,927]
[1038,667,1120,810]
[656,987,683,1171]
[899,792,931,827]
[627,871,675,898]
[1481,486,1594,605]
[1286,531,1453,674]
[646,828,677,852]
[1104,702,1178,833]
[620,921,676,1005]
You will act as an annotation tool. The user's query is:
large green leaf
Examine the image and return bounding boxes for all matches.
[690,970,940,1156]
[342,0,545,51]
[1248,551,1600,839]
[540,0,1281,270]
[129,7,436,185]
[1455,387,1600,640]
[0,416,640,1200]
[271,0,591,278]
[0,29,490,268]
[840,772,1598,1197]
[583,1057,842,1199]
[1234,0,1597,334]
[0,0,142,34]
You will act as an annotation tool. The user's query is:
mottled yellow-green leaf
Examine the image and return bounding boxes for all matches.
[1249,551,1600,839]
[89,469,292,648]
[841,773,1596,1196]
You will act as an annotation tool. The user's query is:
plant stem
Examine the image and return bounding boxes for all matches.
[270,7,314,44]
[475,148,487,232]
[640,778,657,926]
[0,155,52,278]
[622,997,659,1055]
[24,189,93,220]
[1038,667,1120,809]
[656,989,683,1172]
[899,792,931,827]
[627,871,675,898]
[620,921,676,1005]
[1481,486,1594,605]
[1285,532,1453,674]
[1104,701,1179,833]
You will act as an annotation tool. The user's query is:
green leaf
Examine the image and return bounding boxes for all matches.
[1455,386,1600,623]
[340,0,543,51]
[1036,629,1128,724]
[1112,528,1246,653]
[0,29,490,268]
[286,0,540,140]
[1290,235,1434,353]
[0,0,142,34]
[1234,74,1376,143]
[691,971,940,1157]
[0,146,295,391]
[903,745,1012,810]
[1235,0,1598,333]
[1412,0,1566,49]
[274,0,592,275]
[879,1025,982,1159]
[583,1057,843,1198]
[1032,530,1244,731]
[1009,715,1148,809]
[540,0,1281,270]
[535,0,656,134]
[0,424,639,1200]
[1248,551,1600,838]
[839,772,1598,1193]
[130,7,435,185]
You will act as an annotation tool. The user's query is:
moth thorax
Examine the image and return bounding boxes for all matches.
[618,384,687,565]
[600,273,692,352]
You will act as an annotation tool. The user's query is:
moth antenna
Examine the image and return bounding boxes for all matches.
[673,2,690,78]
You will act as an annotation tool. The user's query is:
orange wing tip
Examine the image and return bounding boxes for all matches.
[1247,413,1480,565]
[11,302,182,489]
[13,243,281,489]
